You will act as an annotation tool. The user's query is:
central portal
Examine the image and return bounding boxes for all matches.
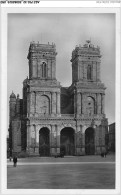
[60,127,75,155]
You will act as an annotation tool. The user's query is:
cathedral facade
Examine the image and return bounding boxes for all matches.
[9,40,108,156]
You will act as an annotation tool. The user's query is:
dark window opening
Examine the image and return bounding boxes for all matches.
[42,62,47,78]
[87,65,92,80]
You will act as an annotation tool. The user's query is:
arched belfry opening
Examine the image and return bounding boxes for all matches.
[85,127,95,155]
[60,127,75,155]
[39,127,50,156]
[87,64,92,80]
[42,62,47,78]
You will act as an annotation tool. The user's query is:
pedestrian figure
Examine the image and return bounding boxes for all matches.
[13,156,17,167]
[101,152,104,157]
[101,147,107,158]
[9,156,12,161]
[104,149,108,158]
[104,152,106,158]
[103,147,107,158]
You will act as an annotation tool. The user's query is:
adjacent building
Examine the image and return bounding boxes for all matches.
[108,123,115,152]
[8,40,108,156]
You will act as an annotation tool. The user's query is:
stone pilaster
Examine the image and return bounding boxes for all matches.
[93,63,96,81]
[76,125,80,145]
[56,92,60,115]
[97,62,101,81]
[34,125,39,154]
[77,92,81,115]
[52,92,56,115]
[30,92,35,113]
[97,93,101,114]
[56,126,60,153]
[74,90,76,115]
[81,94,85,114]
[37,60,40,78]
[81,126,86,154]
[51,125,57,155]
[34,92,36,113]
[35,125,39,147]
[84,64,87,80]
[79,63,83,80]
[76,125,81,155]
[101,94,105,114]
[27,124,31,150]
[27,92,30,116]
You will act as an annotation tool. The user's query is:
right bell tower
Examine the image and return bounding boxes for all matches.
[71,40,101,83]
[71,40,106,117]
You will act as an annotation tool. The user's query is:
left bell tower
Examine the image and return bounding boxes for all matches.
[26,42,61,118]
[27,42,57,80]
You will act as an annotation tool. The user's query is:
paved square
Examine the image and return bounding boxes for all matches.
[7,155,115,189]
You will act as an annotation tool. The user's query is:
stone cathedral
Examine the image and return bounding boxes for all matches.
[9,40,108,156]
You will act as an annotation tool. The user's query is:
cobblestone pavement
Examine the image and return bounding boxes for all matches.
[7,155,115,189]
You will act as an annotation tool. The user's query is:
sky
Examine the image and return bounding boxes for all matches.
[8,13,115,124]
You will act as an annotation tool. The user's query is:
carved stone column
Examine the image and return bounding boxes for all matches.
[81,126,86,155]
[73,89,76,115]
[80,63,83,80]
[52,92,56,115]
[97,93,101,114]
[30,92,35,113]
[27,92,30,116]
[34,125,39,155]
[34,92,36,113]
[101,94,105,114]
[51,125,56,155]
[35,125,39,147]
[84,64,87,80]
[27,124,31,152]
[56,92,60,115]
[97,62,101,81]
[93,63,96,81]
[79,125,83,155]
[77,92,81,115]
[76,125,81,155]
[56,126,60,153]
[81,94,85,114]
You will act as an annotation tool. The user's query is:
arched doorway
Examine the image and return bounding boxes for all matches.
[60,127,75,155]
[85,127,95,155]
[39,127,50,156]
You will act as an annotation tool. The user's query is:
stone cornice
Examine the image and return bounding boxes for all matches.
[27,114,107,122]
